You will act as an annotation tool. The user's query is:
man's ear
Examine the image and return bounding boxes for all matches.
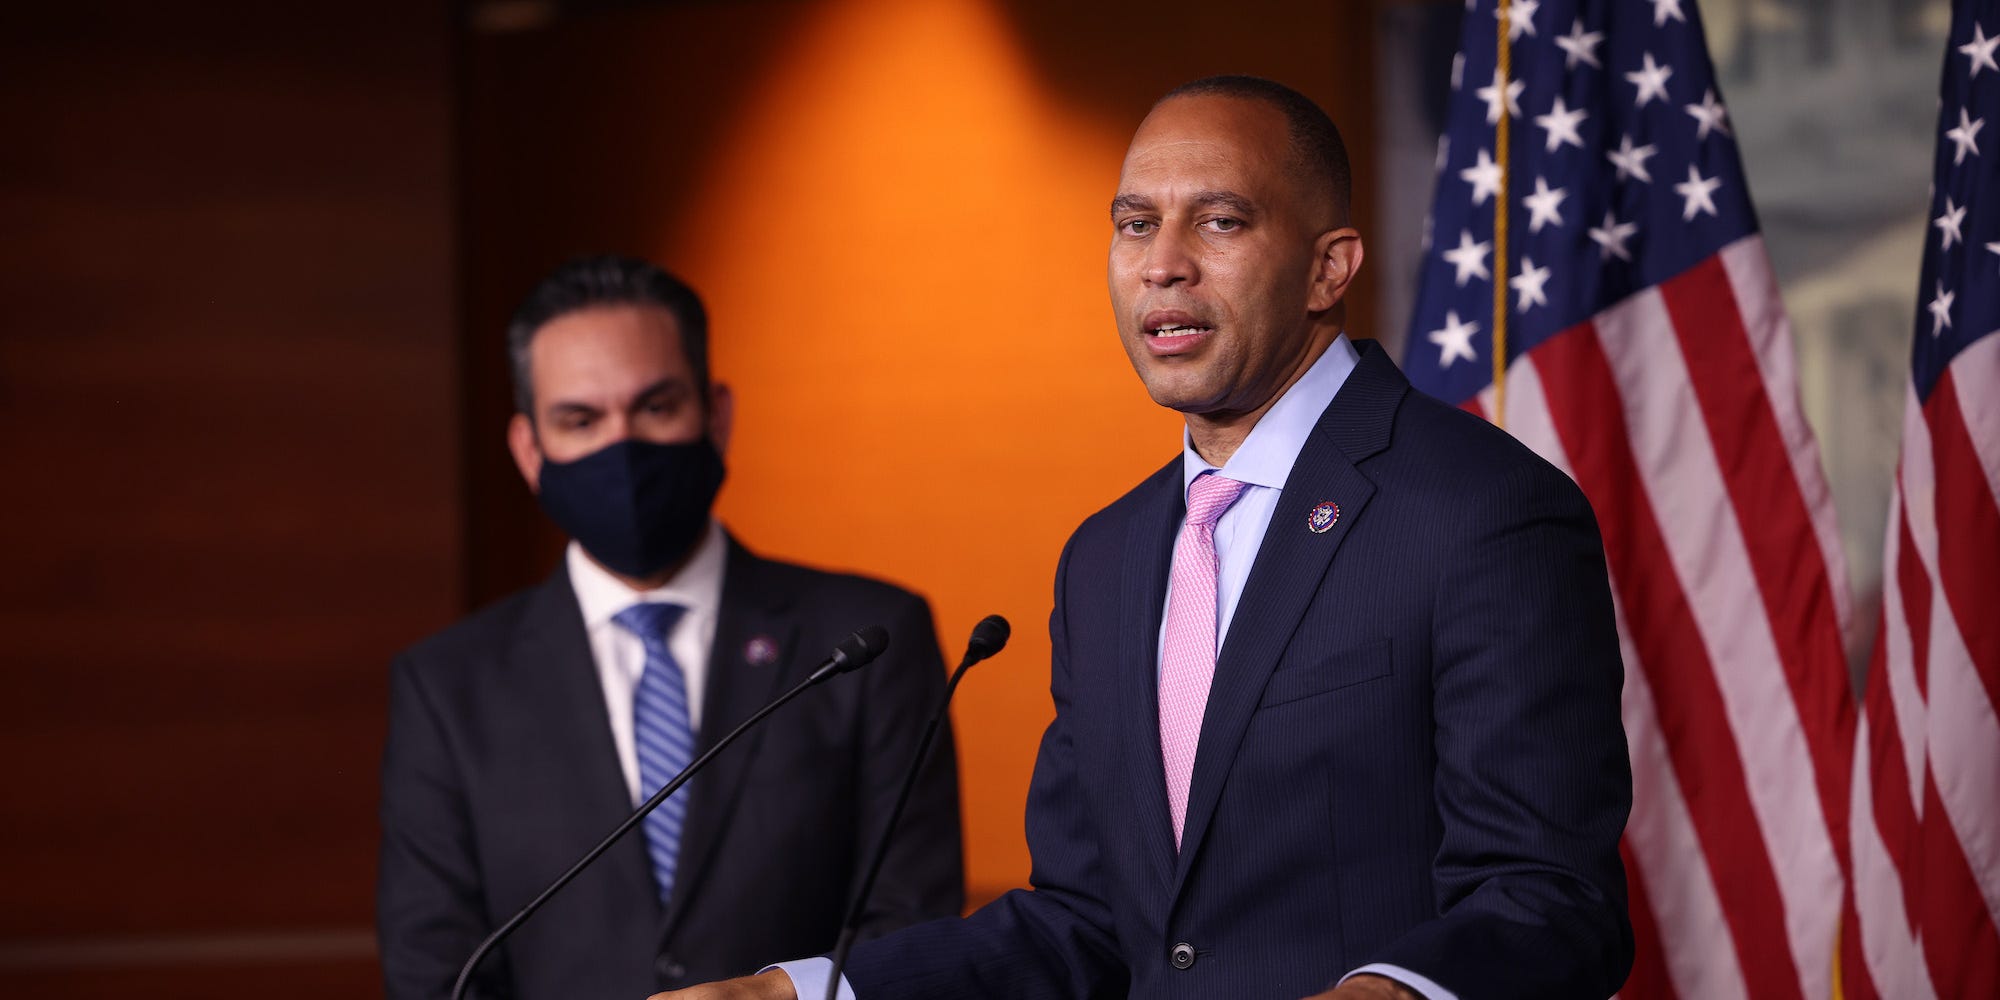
[507,413,543,494]
[1307,228,1365,313]
[706,382,735,454]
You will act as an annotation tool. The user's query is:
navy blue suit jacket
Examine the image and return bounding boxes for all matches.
[845,343,1632,999]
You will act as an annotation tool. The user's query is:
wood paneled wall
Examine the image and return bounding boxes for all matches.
[0,3,454,995]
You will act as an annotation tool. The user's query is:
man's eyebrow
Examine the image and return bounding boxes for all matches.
[544,378,688,417]
[1108,191,1261,218]
[546,400,602,417]
[1110,193,1155,217]
[1189,190,1259,218]
[631,377,690,403]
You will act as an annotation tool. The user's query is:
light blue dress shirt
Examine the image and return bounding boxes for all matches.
[777,336,1454,1000]
[1160,333,1359,660]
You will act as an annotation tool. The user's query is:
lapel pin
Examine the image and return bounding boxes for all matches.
[1307,501,1341,534]
[744,635,780,666]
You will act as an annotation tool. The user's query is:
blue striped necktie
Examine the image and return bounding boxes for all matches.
[613,602,695,906]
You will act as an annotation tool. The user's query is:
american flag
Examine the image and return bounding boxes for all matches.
[1405,1,1857,997]
[1841,2,2000,996]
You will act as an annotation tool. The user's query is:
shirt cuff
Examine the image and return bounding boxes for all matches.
[1341,963,1459,1000]
[764,957,855,1000]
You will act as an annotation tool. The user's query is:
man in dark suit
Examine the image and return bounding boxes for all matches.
[659,75,1631,1000]
[377,257,965,1000]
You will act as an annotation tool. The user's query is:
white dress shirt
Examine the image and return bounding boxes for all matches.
[565,519,728,806]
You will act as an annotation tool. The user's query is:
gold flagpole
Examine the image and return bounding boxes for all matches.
[1491,0,1513,429]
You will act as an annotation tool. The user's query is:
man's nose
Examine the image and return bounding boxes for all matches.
[1143,226,1197,287]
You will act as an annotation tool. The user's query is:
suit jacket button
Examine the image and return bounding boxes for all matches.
[1170,942,1196,970]
[656,954,687,980]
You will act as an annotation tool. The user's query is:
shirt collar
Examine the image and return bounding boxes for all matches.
[1181,334,1360,492]
[567,519,729,629]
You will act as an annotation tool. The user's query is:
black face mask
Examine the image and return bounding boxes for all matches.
[535,437,726,580]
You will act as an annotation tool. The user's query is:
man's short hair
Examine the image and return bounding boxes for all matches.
[506,255,711,415]
[1161,75,1352,222]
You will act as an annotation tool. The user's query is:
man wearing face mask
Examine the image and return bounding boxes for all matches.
[376,256,965,1000]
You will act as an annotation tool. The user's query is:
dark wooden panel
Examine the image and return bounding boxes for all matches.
[0,2,455,992]
[0,958,378,999]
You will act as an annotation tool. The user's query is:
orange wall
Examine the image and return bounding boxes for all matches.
[465,0,1378,901]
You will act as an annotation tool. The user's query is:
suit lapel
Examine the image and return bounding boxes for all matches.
[511,564,662,918]
[1170,342,1405,894]
[658,538,798,941]
[1118,457,1187,900]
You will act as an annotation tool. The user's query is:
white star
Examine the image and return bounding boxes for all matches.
[1685,89,1731,141]
[1429,310,1481,367]
[1935,196,1967,250]
[1443,230,1493,287]
[1626,52,1674,108]
[1556,18,1604,70]
[1928,281,1954,337]
[1497,0,1540,41]
[1452,52,1465,90]
[1511,257,1553,312]
[1522,176,1568,233]
[1590,210,1639,261]
[1478,68,1526,125]
[1651,0,1686,27]
[1673,164,1723,220]
[1535,95,1589,152]
[1988,240,2000,274]
[1962,23,2000,79]
[1607,134,1658,183]
[1460,147,1504,205]
[1946,108,1984,165]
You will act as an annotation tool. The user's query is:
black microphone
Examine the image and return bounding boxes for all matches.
[450,625,893,1000]
[822,614,1010,1000]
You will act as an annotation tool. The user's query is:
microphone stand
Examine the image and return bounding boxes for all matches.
[450,627,888,1000]
[821,616,1009,1000]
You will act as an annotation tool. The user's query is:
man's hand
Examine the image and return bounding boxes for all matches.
[648,969,798,1000]
[1303,972,1421,1000]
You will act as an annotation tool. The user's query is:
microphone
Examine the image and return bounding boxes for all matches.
[809,624,889,683]
[450,626,893,1000]
[822,614,1011,1000]
[963,614,1009,664]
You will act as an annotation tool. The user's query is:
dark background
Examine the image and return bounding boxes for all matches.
[0,2,454,994]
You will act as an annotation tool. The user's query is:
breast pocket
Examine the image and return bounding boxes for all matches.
[1257,638,1393,707]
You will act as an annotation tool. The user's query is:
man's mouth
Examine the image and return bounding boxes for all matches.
[1137,308,1215,356]
[1140,311,1214,356]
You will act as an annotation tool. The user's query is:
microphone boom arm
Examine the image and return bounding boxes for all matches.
[450,626,889,1000]
[822,614,1009,1000]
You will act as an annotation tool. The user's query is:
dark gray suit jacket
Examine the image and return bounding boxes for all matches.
[377,537,964,999]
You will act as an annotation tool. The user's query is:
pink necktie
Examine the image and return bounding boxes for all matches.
[1159,472,1246,848]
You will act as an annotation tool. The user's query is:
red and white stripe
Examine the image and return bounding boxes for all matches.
[1842,330,2000,1000]
[1468,234,1856,999]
